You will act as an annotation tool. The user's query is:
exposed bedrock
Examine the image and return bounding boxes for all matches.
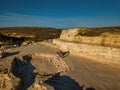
[53,28,120,67]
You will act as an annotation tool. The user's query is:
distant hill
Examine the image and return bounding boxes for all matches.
[0,27,62,42]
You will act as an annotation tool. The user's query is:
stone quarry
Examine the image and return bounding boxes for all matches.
[0,27,120,90]
[53,28,120,67]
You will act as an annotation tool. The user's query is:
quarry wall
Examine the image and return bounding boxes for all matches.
[60,28,120,47]
[53,28,120,67]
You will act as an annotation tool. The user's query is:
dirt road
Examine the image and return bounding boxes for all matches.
[39,42,120,90]
[64,55,120,90]
[1,42,120,90]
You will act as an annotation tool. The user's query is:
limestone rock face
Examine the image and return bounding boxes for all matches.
[53,39,120,68]
[60,28,80,41]
[60,28,89,40]
[60,28,89,42]
[60,28,120,47]
[52,27,120,67]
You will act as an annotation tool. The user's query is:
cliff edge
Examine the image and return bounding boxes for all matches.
[53,27,120,67]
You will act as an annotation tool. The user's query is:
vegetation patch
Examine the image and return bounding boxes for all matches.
[0,27,62,45]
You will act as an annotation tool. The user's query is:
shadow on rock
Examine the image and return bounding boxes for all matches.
[44,72,84,90]
[86,87,96,90]
[1,51,20,58]
[12,55,36,90]
[56,50,70,58]
[44,72,96,90]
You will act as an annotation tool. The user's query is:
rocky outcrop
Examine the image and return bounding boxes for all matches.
[60,28,120,47]
[33,53,69,73]
[53,27,120,67]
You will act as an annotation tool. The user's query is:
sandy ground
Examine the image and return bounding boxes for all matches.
[0,41,120,90]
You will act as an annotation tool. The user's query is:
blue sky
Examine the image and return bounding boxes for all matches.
[0,0,120,28]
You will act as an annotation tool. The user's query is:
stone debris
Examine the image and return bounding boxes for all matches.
[21,41,35,46]
[32,53,69,72]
